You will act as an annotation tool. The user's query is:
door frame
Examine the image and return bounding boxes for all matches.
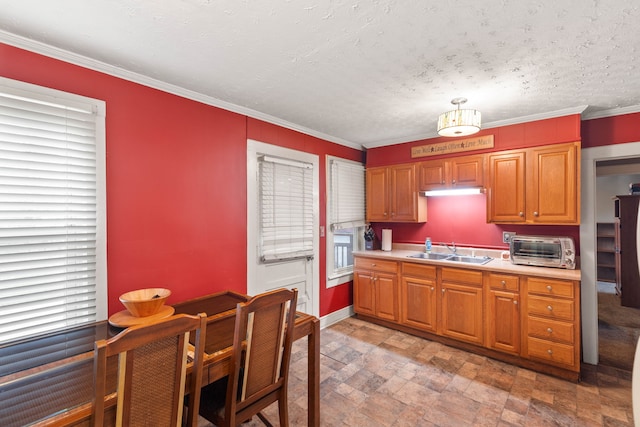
[246,139,320,318]
[581,140,640,364]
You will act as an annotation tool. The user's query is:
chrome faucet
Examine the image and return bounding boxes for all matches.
[445,242,457,254]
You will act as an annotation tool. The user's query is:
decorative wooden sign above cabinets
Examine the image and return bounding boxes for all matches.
[411,135,494,158]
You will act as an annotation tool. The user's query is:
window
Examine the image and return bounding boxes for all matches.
[0,77,106,345]
[326,157,365,287]
[258,155,314,262]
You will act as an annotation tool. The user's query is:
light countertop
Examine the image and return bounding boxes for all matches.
[354,243,581,281]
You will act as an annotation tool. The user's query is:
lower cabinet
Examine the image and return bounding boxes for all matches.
[353,255,581,380]
[400,263,437,332]
[524,276,580,371]
[440,267,484,345]
[353,257,399,322]
[486,273,520,355]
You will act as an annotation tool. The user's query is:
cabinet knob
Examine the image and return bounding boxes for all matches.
[534,211,539,217]
[547,327,553,333]
[513,300,518,305]
[441,180,445,184]
[547,349,553,355]
[430,287,435,291]
[546,285,553,291]
[452,179,456,184]
[371,263,376,267]
[547,305,553,311]
[442,289,446,294]
[519,211,524,217]
[501,280,506,287]
[384,212,388,216]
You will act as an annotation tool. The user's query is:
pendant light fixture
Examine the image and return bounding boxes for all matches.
[437,97,481,137]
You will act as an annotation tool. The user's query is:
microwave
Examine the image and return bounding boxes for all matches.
[509,235,576,269]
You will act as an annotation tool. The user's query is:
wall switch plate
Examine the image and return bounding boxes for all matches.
[503,231,515,243]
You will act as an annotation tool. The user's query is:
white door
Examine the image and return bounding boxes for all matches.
[246,140,319,317]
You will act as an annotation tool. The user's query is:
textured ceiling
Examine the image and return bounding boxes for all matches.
[1,0,639,149]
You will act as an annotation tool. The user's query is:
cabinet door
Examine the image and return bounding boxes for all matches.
[401,276,437,332]
[451,154,485,188]
[487,289,520,354]
[417,159,447,191]
[365,167,389,222]
[527,142,579,224]
[487,151,526,223]
[353,270,376,315]
[441,282,483,345]
[376,272,399,321]
[390,164,418,221]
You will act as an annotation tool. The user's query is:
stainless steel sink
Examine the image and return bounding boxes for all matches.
[446,255,493,265]
[407,252,452,260]
[407,253,492,265]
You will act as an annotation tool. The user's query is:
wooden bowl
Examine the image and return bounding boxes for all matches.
[119,288,171,317]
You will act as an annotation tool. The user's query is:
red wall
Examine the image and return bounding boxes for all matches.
[367,115,582,250]
[582,112,640,148]
[0,43,361,317]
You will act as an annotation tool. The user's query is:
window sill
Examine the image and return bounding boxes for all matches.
[326,272,353,289]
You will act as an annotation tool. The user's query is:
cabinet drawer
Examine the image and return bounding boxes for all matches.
[527,295,574,321]
[441,267,483,285]
[355,257,398,273]
[527,277,574,298]
[402,262,436,279]
[527,337,575,367]
[488,273,519,291]
[527,317,575,344]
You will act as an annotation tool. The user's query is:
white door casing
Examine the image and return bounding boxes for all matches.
[246,139,319,317]
[581,140,640,365]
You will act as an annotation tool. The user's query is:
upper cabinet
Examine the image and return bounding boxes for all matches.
[418,154,485,191]
[366,164,427,222]
[486,142,580,224]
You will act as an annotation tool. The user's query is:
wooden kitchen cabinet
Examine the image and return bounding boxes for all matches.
[524,276,580,372]
[400,263,437,332]
[353,257,399,321]
[440,267,484,345]
[417,154,485,191]
[486,273,520,355]
[366,164,427,222]
[353,253,581,380]
[487,142,580,224]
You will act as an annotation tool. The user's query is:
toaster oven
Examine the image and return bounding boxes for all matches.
[509,235,576,269]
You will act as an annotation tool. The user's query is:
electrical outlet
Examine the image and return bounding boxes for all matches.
[503,231,515,244]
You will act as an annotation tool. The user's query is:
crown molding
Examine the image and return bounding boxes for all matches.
[0,31,363,151]
[582,104,640,121]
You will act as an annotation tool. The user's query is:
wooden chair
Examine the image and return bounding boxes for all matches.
[199,288,298,427]
[93,312,207,427]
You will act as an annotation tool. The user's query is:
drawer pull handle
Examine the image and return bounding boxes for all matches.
[547,327,553,333]
[547,349,553,355]
[547,305,553,311]
[546,285,553,291]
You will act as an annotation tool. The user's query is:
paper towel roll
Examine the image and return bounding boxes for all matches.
[381,229,392,251]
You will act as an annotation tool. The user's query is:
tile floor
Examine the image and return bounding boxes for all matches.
[199,316,634,426]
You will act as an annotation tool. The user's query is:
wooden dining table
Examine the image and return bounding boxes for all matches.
[0,290,320,427]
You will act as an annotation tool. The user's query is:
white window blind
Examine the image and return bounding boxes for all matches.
[0,79,105,344]
[329,158,365,230]
[259,155,314,262]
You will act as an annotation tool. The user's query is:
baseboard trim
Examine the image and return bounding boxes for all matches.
[320,305,354,329]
